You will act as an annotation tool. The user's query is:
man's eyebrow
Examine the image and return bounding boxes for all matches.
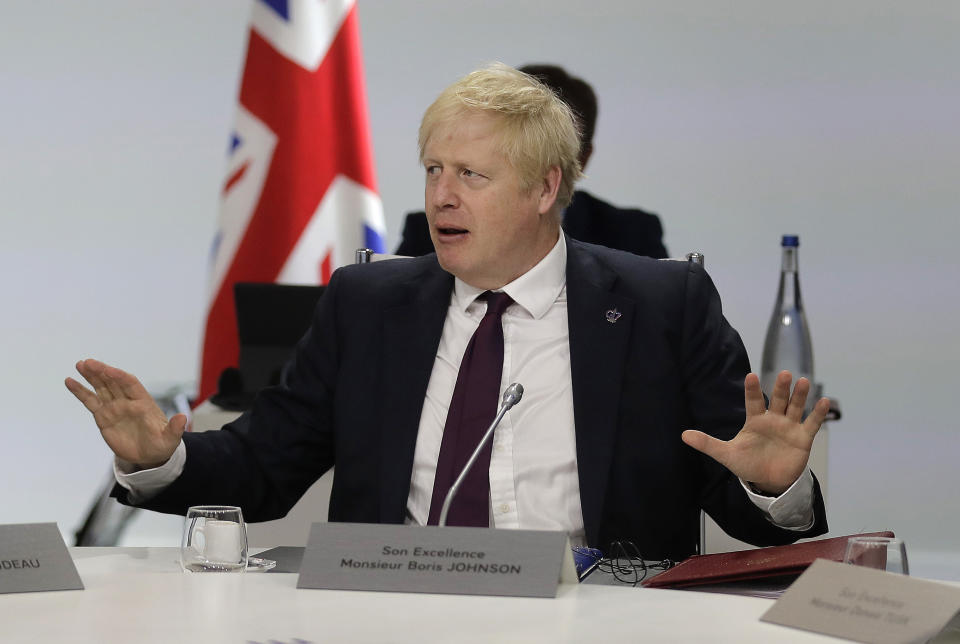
[423,157,475,169]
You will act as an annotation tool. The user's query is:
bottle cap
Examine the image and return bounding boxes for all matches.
[781,235,799,247]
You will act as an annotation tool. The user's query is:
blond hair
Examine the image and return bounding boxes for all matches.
[418,63,582,209]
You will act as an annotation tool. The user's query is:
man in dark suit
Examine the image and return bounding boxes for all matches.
[67,64,828,561]
[396,64,668,259]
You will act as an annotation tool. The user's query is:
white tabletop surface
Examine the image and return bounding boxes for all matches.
[0,547,858,643]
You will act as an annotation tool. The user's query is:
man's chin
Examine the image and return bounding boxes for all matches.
[434,251,479,284]
[435,251,464,277]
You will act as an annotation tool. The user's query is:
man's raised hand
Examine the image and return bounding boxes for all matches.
[65,359,186,469]
[681,371,829,495]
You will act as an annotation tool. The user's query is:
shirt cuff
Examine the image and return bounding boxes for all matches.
[113,441,186,504]
[740,467,815,531]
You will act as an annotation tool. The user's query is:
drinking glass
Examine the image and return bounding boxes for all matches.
[180,505,248,573]
[842,537,909,575]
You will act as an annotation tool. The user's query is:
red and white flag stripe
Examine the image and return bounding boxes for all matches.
[198,0,385,403]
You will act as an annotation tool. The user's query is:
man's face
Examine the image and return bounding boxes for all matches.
[422,111,560,290]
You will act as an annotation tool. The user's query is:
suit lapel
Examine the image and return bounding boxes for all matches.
[565,240,635,546]
[378,260,453,522]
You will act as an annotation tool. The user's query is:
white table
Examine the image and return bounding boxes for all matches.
[0,547,847,643]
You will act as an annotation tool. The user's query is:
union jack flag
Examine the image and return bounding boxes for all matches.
[198,0,385,403]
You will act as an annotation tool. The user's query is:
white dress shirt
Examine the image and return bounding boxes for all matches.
[117,232,814,543]
[405,228,585,542]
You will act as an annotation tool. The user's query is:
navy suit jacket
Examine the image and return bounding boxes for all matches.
[395,190,669,259]
[124,238,826,560]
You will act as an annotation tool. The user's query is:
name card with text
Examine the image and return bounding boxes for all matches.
[761,559,960,644]
[0,523,84,595]
[297,522,576,598]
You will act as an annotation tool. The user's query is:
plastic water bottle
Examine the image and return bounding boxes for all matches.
[760,235,814,407]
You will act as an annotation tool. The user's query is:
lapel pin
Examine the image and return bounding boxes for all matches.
[605,308,622,324]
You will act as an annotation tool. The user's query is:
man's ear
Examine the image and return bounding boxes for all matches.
[538,165,562,215]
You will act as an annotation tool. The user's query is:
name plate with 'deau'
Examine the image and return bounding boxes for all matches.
[297,522,576,598]
[0,522,84,595]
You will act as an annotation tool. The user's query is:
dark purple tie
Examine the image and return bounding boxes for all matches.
[427,291,513,527]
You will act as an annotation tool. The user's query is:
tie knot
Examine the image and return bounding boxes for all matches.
[483,291,513,317]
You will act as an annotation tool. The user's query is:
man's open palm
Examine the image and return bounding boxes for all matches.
[681,371,828,495]
[65,359,186,469]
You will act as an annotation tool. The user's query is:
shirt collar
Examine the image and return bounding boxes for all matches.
[453,231,567,320]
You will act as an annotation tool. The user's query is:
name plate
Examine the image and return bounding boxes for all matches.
[761,559,960,643]
[297,522,576,598]
[0,523,83,595]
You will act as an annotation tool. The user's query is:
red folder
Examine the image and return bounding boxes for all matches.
[641,531,895,589]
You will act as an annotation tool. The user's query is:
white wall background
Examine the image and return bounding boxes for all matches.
[2,1,957,573]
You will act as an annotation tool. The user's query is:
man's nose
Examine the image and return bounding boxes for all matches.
[430,171,459,209]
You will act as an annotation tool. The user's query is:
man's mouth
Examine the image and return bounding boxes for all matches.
[436,226,469,237]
